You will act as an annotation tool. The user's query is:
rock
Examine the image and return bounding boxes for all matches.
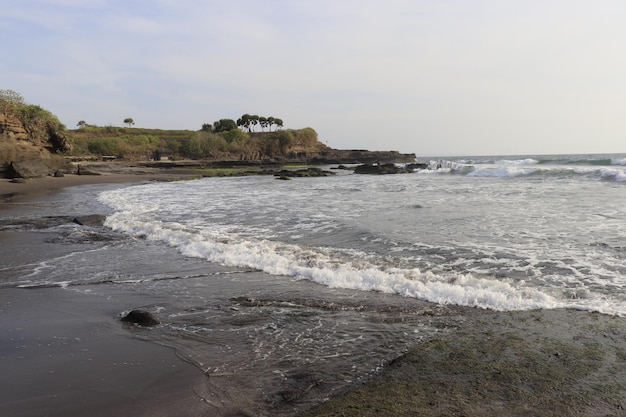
[407,162,428,170]
[0,113,28,141]
[308,150,417,164]
[76,165,101,175]
[272,168,335,178]
[120,310,161,326]
[72,214,106,226]
[53,169,64,177]
[8,160,50,178]
[354,163,412,175]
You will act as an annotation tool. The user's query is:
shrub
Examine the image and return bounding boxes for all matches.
[0,89,25,116]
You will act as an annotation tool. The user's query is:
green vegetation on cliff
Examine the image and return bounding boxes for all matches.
[1,90,327,162]
[2,90,415,165]
[0,89,69,153]
[67,124,326,161]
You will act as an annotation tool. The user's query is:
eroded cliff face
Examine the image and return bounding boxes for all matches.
[0,113,28,141]
[0,113,68,178]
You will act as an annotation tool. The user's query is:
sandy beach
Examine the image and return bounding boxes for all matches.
[0,172,222,417]
[2,171,626,417]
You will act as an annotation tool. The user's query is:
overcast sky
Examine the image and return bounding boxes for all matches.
[2,0,625,156]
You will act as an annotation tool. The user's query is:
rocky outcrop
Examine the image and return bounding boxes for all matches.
[308,150,416,164]
[272,167,335,178]
[121,310,161,326]
[0,113,69,178]
[8,160,50,178]
[72,214,106,227]
[354,162,428,175]
[0,113,28,140]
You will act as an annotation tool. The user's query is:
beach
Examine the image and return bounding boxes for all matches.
[2,168,626,417]
[0,173,222,417]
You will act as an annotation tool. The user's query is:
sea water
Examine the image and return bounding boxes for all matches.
[96,153,626,315]
[2,153,625,414]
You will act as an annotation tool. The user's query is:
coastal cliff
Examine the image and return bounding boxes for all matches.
[1,89,415,178]
[0,113,69,178]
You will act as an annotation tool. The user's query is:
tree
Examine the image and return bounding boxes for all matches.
[0,89,24,116]
[77,120,86,128]
[237,114,284,132]
[201,123,213,132]
[237,114,254,132]
[213,118,237,132]
[250,115,260,132]
[123,118,135,127]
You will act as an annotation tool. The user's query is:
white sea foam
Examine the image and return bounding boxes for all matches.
[102,210,564,312]
[466,166,537,177]
[611,158,626,166]
[495,158,539,165]
[98,162,626,316]
[600,167,626,182]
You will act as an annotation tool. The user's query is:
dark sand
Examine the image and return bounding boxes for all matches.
[2,171,626,417]
[0,286,214,417]
[0,173,221,417]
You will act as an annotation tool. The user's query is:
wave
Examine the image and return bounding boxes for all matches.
[599,168,626,182]
[466,166,538,178]
[495,158,539,166]
[101,212,566,312]
[537,156,626,167]
[101,212,626,315]
[424,160,626,181]
[444,154,626,167]
[97,176,626,316]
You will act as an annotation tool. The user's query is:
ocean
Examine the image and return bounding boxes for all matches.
[2,152,626,414]
[96,152,626,314]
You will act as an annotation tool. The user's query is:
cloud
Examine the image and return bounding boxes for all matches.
[2,0,626,154]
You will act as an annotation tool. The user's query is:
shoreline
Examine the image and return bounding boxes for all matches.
[2,169,626,416]
[0,170,194,205]
[0,171,221,417]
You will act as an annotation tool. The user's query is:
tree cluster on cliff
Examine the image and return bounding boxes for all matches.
[237,114,283,132]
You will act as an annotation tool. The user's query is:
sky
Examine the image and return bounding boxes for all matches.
[2,0,626,156]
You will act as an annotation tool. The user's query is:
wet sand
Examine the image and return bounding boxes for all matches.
[0,172,221,417]
[0,285,215,417]
[0,170,192,205]
[2,171,626,416]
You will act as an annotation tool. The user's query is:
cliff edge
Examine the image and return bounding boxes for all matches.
[0,113,69,178]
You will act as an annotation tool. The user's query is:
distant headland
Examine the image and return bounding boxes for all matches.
[0,89,416,179]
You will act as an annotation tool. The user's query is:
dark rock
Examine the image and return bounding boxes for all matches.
[72,214,106,226]
[10,178,26,183]
[76,165,101,175]
[121,309,161,326]
[407,162,428,170]
[354,163,412,175]
[272,168,335,178]
[308,150,416,165]
[334,164,353,170]
[53,169,65,177]
[8,160,49,178]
